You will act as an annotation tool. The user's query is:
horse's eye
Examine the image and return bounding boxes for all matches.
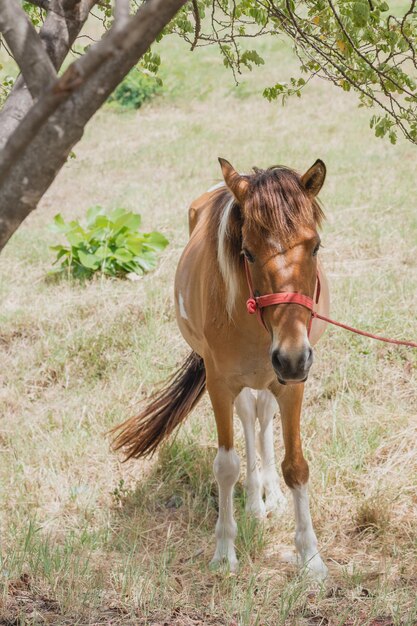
[312,242,321,257]
[242,248,255,263]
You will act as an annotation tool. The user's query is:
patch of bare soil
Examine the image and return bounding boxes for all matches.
[1,575,60,625]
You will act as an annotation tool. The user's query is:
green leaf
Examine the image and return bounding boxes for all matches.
[49,213,69,233]
[113,211,141,233]
[93,215,112,229]
[113,248,133,262]
[86,205,104,227]
[66,230,86,246]
[94,245,110,260]
[125,236,143,256]
[352,2,370,27]
[142,231,169,250]
[78,250,100,269]
[50,248,69,263]
[240,49,265,70]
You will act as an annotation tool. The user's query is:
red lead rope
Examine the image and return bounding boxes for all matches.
[244,258,417,348]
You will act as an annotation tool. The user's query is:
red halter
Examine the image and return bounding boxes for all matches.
[244,257,417,348]
[244,257,320,337]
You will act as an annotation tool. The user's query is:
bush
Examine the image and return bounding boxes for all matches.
[49,206,168,280]
[107,68,160,110]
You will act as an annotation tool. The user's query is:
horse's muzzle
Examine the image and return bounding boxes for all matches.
[271,346,313,384]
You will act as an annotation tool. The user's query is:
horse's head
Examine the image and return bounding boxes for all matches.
[218,158,326,384]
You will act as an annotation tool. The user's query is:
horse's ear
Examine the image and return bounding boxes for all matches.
[301,159,326,197]
[218,158,249,204]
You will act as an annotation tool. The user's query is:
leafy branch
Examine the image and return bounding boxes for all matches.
[170,0,417,144]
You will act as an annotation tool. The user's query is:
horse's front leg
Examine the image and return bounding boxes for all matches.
[274,382,328,580]
[207,374,240,571]
[234,388,266,518]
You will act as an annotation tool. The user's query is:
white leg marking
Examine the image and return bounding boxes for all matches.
[235,389,266,518]
[256,390,287,515]
[178,292,188,320]
[211,447,240,571]
[292,484,328,580]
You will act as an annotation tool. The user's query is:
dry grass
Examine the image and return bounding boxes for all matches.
[0,32,416,626]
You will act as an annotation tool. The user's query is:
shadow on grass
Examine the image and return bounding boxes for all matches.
[110,435,265,562]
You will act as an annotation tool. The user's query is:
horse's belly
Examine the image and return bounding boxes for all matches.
[174,243,207,356]
[175,306,205,355]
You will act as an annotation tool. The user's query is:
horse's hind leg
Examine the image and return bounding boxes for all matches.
[256,390,287,515]
[207,375,240,571]
[234,388,266,518]
[273,383,328,580]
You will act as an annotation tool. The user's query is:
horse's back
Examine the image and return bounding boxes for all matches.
[176,188,223,354]
[188,185,224,235]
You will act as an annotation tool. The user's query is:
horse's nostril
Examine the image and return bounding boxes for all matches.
[271,349,283,372]
[272,346,313,380]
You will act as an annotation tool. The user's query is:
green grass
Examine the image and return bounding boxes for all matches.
[0,22,416,626]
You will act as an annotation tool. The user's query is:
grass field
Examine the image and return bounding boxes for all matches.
[0,25,417,626]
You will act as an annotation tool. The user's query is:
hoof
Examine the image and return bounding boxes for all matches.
[209,556,239,573]
[300,554,328,582]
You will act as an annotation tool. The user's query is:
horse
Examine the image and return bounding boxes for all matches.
[112,158,330,579]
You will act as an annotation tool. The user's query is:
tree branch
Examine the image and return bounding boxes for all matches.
[41,0,98,69]
[114,0,130,26]
[326,0,414,98]
[0,0,57,99]
[0,0,98,149]
[190,0,201,51]
[0,65,86,185]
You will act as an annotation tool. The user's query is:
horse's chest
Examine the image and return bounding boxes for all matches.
[209,337,275,389]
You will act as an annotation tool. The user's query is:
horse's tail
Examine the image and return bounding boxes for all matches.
[110,351,206,460]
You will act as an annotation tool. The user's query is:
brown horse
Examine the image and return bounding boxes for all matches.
[112,158,330,578]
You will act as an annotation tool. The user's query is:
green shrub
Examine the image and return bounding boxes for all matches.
[49,206,168,280]
[107,69,160,110]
